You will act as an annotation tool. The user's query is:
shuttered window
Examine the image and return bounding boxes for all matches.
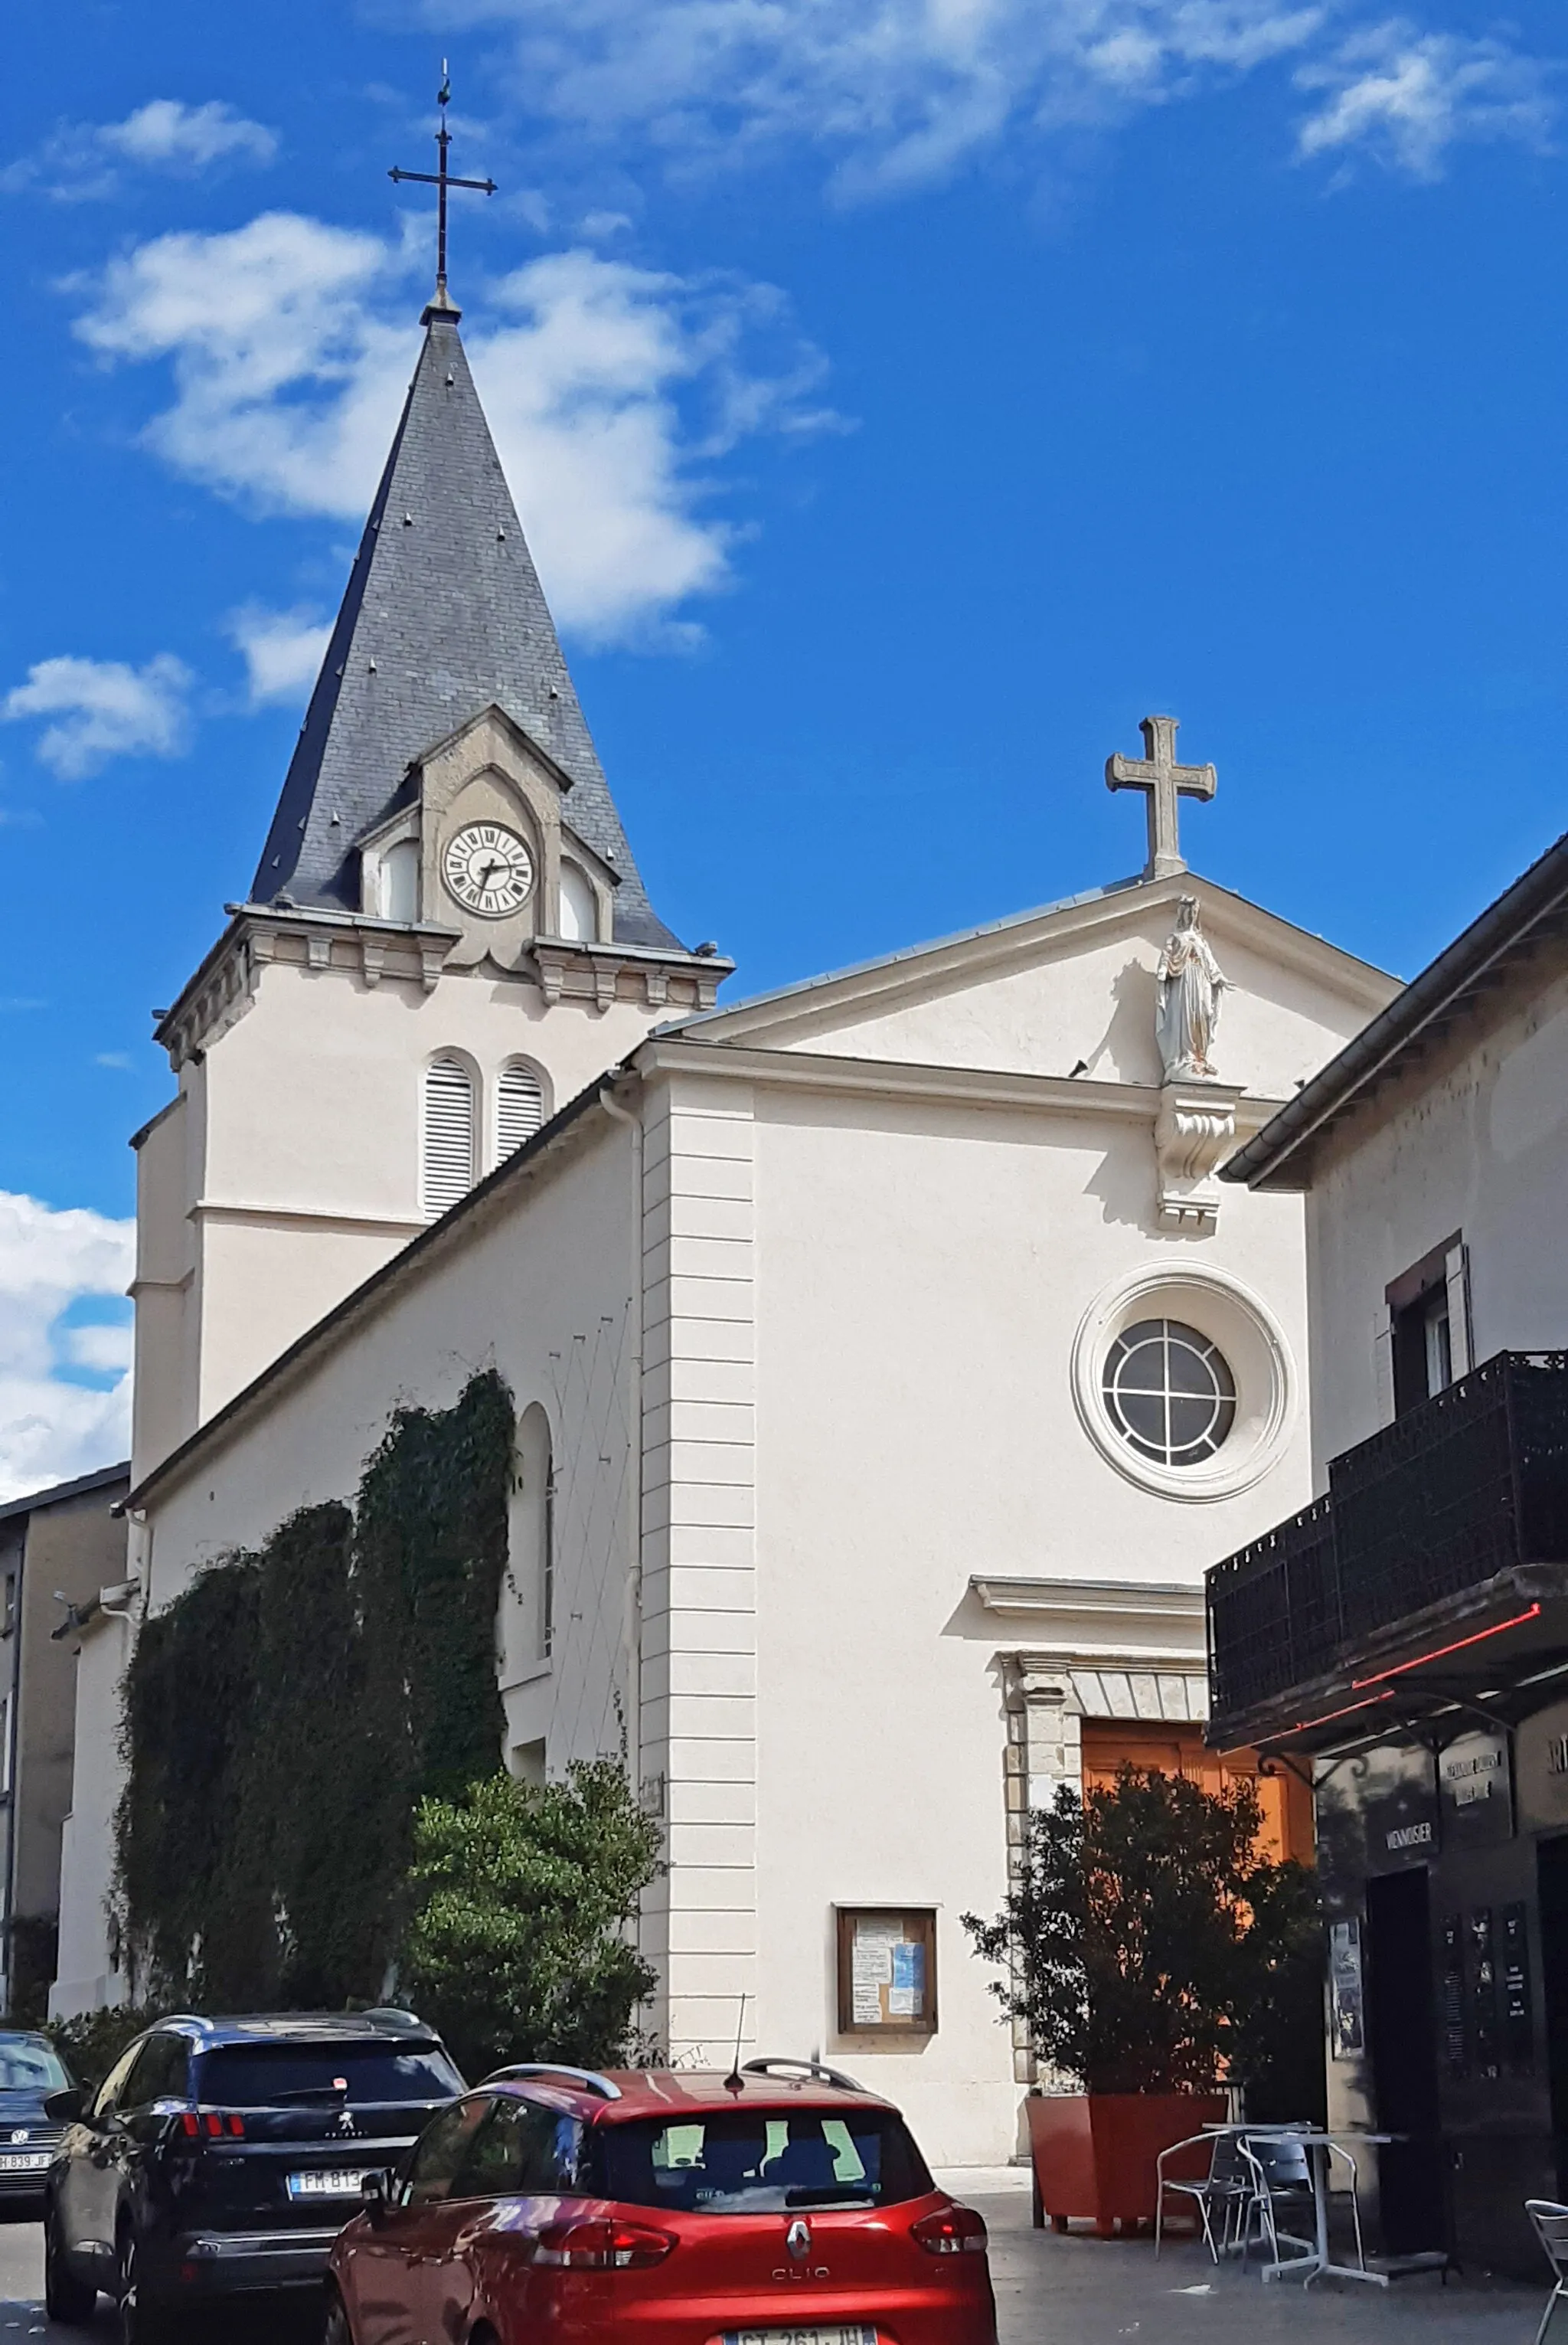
[421,1056,477,1218]
[496,1061,546,1161]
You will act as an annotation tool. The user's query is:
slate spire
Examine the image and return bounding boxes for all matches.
[250,300,681,950]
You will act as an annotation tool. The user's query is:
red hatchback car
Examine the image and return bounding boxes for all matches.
[325,2056,998,2345]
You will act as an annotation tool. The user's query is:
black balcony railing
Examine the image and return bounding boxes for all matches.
[1207,1352,1568,1728]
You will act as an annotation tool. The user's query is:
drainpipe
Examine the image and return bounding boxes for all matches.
[599,1080,645,1801]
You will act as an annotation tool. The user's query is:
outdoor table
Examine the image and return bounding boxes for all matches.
[1248,2128,1396,2289]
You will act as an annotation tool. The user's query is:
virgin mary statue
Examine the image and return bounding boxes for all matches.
[1157,897,1226,1080]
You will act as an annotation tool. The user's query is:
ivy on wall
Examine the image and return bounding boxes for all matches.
[116,1369,514,2010]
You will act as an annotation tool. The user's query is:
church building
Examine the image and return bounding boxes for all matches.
[54,259,1397,2163]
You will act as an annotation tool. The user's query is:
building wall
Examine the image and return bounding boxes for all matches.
[642,1054,1328,2164]
[131,949,674,1481]
[1305,961,1568,1476]
[56,1111,639,2016]
[13,1490,129,1934]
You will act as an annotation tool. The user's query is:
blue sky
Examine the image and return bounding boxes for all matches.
[1,0,1564,1491]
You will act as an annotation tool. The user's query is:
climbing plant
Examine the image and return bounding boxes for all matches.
[116,1369,515,2010]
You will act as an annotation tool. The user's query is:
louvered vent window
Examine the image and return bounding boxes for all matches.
[496,1061,546,1162]
[421,1057,477,1218]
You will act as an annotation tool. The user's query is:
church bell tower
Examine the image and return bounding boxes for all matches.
[129,114,729,1480]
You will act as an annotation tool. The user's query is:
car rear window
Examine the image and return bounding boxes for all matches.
[594,2108,933,2213]
[194,2042,462,2108]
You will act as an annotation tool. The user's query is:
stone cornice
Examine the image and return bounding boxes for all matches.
[155,906,734,1068]
[638,1035,1289,1132]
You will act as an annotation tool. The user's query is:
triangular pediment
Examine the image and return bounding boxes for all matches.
[676,872,1396,1100]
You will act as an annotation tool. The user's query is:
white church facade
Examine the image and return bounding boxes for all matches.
[54,282,1397,2165]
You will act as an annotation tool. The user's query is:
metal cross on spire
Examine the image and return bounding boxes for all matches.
[1106,715,1217,881]
[390,64,498,313]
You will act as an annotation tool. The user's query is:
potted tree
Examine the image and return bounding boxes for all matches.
[963,1766,1321,2237]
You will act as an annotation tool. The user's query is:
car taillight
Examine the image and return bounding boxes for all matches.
[534,2218,675,2271]
[178,2112,245,2139]
[912,2204,988,2256]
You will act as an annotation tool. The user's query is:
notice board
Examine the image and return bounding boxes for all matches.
[835,1908,938,2035]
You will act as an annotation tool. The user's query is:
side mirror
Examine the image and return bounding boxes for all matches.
[361,2168,393,2226]
[44,2088,85,2126]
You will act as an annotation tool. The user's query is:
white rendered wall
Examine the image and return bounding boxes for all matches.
[702,885,1392,1104]
[637,1057,1322,2167]
[1305,963,1568,1476]
[132,955,668,1479]
[51,1611,136,2020]
[67,1115,640,2008]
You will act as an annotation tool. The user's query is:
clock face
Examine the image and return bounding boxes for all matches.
[442,823,535,917]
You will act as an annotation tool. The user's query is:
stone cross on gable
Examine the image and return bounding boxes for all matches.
[1106,715,1217,881]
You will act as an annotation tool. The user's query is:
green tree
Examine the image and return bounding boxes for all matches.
[962,1767,1322,2099]
[401,1763,663,2081]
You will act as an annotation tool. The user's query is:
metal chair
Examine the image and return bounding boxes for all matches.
[1240,2131,1366,2278]
[1525,2200,1568,2343]
[1155,2130,1251,2262]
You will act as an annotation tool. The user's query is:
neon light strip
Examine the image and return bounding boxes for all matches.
[1286,1690,1394,1735]
[1350,1603,1543,1689]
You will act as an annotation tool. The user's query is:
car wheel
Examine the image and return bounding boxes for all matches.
[322,2288,357,2345]
[42,2209,97,2324]
[116,2220,175,2345]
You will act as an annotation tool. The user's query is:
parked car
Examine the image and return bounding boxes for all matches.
[41,2006,465,2340]
[326,2055,998,2345]
[0,2032,77,2209]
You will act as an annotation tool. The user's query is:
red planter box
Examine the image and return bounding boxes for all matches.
[1025,2092,1226,2236]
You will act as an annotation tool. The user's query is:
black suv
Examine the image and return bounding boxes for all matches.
[42,2008,464,2340]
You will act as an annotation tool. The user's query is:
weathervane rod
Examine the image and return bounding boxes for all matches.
[389,62,498,311]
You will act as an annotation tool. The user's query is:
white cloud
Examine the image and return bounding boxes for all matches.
[1296,23,1555,177]
[436,0,1328,191]
[60,1323,135,1375]
[0,1192,134,1505]
[93,1052,134,1071]
[225,603,332,707]
[99,99,277,170]
[2,653,193,780]
[2,97,276,198]
[423,0,1557,191]
[75,215,836,644]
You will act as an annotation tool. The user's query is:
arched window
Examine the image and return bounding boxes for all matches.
[495,1060,547,1162]
[420,1056,476,1218]
[558,859,598,943]
[381,839,420,923]
[501,1404,555,1682]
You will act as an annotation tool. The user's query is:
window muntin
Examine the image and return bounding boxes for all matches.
[593,2109,933,2215]
[421,1056,477,1218]
[496,1062,546,1161]
[1102,1318,1236,1467]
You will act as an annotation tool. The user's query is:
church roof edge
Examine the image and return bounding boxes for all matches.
[1224,825,1568,1191]
[665,868,1394,1043]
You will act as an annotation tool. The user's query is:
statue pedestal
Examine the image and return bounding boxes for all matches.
[1153,1080,1243,1232]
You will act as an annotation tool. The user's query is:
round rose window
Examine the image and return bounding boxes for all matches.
[1101,1317,1236,1468]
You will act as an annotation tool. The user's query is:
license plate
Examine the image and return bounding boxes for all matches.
[0,2152,50,2173]
[286,2170,374,2199]
[722,2331,878,2345]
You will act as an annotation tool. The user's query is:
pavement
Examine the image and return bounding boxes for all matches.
[0,2180,1548,2341]
[949,2168,1550,2344]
